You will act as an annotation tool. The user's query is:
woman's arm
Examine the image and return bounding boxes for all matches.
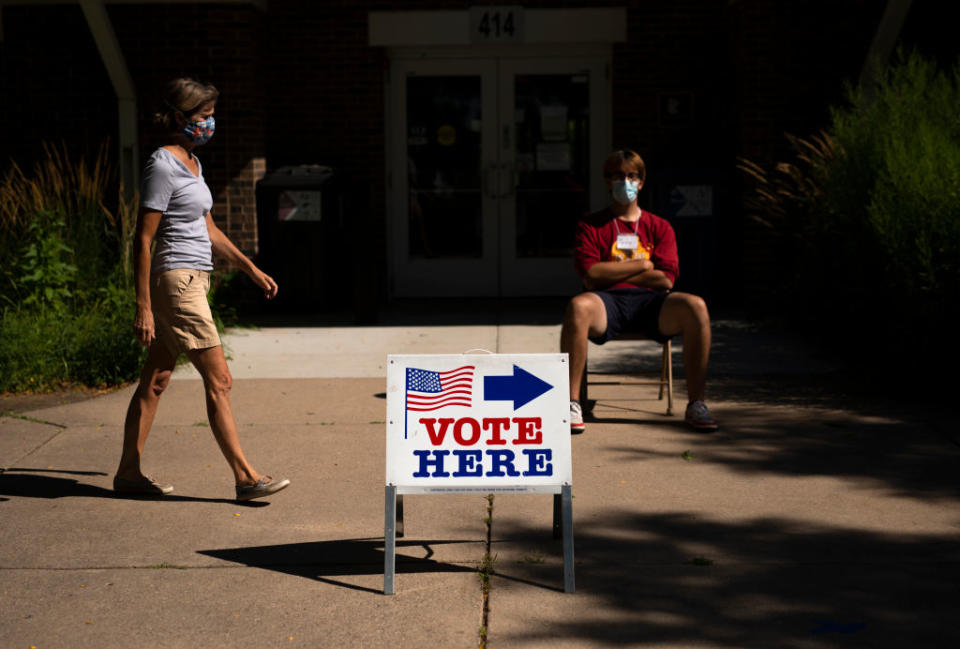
[205,213,278,299]
[132,208,162,346]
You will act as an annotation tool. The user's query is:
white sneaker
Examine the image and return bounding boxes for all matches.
[570,401,585,434]
[685,400,718,431]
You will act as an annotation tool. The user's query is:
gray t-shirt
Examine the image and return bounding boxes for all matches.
[141,147,214,274]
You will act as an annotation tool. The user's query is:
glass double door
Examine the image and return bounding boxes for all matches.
[390,56,609,297]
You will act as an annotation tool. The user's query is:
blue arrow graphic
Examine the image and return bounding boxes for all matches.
[483,365,553,410]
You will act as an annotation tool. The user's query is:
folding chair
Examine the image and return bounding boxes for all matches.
[579,334,674,416]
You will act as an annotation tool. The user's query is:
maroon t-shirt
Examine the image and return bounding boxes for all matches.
[573,207,679,290]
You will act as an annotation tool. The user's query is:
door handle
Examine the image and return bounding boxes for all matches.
[498,162,516,199]
[485,163,516,200]
[483,164,497,199]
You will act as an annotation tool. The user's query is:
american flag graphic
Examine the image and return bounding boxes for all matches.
[405,366,475,412]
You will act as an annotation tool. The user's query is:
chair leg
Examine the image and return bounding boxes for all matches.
[658,344,667,400]
[665,339,674,416]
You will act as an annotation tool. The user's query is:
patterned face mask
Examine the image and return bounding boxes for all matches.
[611,179,639,205]
[183,116,215,145]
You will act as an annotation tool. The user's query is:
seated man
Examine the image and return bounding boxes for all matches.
[560,149,718,433]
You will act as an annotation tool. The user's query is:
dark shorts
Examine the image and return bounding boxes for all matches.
[589,289,671,345]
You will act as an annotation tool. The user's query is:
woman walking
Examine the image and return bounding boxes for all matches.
[114,78,289,501]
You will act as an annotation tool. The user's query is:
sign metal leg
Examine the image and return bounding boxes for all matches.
[561,484,575,593]
[384,485,397,595]
[552,493,561,539]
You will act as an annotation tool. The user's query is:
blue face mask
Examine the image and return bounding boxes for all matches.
[183,116,215,145]
[611,179,639,205]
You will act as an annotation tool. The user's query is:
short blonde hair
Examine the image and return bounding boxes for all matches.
[153,78,219,131]
[603,149,646,183]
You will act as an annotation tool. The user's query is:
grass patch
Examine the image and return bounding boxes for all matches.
[0,413,66,428]
[519,551,546,565]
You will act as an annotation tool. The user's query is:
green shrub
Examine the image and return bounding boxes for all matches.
[9,212,79,311]
[65,285,147,387]
[0,142,144,392]
[739,50,960,377]
[0,283,146,392]
[0,307,69,391]
[826,50,960,304]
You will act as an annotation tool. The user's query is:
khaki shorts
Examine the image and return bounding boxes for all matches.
[150,269,221,356]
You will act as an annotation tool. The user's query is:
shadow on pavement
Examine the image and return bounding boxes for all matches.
[494,511,960,648]
[0,469,266,506]
[584,316,896,411]
[1,467,107,476]
[640,409,956,501]
[199,538,476,594]
[490,393,960,646]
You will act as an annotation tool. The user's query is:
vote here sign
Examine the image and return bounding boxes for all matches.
[386,354,572,494]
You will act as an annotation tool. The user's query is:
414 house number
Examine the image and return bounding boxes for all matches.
[470,6,524,43]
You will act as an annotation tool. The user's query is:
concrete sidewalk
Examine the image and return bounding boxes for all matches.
[1,311,958,648]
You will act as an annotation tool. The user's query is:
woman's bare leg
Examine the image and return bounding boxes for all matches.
[116,343,180,480]
[187,345,261,486]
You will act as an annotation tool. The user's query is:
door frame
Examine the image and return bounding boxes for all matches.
[388,57,499,297]
[497,56,610,296]
[385,45,612,298]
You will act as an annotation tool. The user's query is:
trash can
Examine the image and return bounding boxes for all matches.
[256,165,346,313]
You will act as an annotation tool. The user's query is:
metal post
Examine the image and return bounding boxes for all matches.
[561,484,575,593]
[552,493,561,539]
[384,485,397,595]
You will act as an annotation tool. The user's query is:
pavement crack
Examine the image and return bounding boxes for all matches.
[1,414,69,470]
[0,412,67,428]
[478,493,494,649]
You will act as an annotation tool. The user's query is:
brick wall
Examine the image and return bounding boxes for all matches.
[0,6,116,180]
[0,3,267,257]
[726,0,883,300]
[109,3,267,258]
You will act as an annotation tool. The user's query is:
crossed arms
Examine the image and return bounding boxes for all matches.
[581,258,674,292]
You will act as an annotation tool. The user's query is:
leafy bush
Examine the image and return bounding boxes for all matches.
[0,307,71,391]
[0,285,145,391]
[64,283,147,387]
[739,50,960,377]
[0,142,146,392]
[8,213,79,311]
[825,51,960,314]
